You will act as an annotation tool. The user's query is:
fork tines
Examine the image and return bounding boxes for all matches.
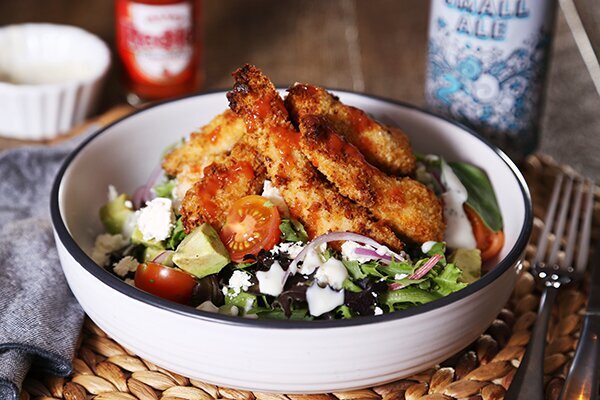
[534,173,595,272]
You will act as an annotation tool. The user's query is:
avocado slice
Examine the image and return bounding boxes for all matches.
[449,248,482,284]
[99,194,134,234]
[172,223,230,279]
[132,227,165,249]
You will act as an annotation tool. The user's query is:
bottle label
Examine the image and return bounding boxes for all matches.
[121,2,194,82]
[425,0,555,158]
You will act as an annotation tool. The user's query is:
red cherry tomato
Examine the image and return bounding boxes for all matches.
[134,262,196,304]
[220,195,281,262]
[464,204,505,261]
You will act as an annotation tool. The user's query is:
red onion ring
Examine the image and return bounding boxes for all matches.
[131,163,165,210]
[353,247,393,264]
[152,250,174,264]
[388,253,443,291]
[288,232,384,276]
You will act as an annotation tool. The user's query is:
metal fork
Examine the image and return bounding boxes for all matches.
[505,173,595,400]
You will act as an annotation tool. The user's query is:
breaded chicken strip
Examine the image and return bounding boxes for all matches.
[163,110,247,206]
[299,115,444,244]
[162,109,246,178]
[285,84,416,176]
[227,64,404,251]
[180,141,266,233]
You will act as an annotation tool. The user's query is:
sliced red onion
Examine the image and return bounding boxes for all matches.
[131,163,165,210]
[388,253,443,291]
[288,232,384,276]
[353,247,393,264]
[131,186,146,210]
[410,253,443,280]
[144,163,164,201]
[152,250,174,264]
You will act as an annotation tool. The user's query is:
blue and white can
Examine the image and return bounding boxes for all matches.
[425,0,557,161]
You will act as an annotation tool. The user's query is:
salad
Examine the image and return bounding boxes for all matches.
[93,156,503,321]
[92,66,504,321]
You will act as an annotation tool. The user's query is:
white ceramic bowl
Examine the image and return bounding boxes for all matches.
[0,24,111,140]
[51,91,532,393]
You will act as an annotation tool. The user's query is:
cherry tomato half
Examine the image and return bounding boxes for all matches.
[134,262,196,304]
[464,204,505,261]
[220,195,281,262]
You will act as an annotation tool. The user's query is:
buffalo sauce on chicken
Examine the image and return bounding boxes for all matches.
[195,161,255,221]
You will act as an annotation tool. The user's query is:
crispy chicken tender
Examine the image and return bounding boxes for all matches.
[180,141,266,233]
[162,109,246,178]
[227,64,404,251]
[299,115,444,244]
[285,84,416,176]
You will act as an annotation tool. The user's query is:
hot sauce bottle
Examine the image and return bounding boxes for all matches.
[115,0,203,104]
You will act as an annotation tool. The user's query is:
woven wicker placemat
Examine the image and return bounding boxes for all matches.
[21,153,597,400]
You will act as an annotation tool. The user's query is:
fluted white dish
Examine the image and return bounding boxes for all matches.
[51,91,532,393]
[0,24,110,140]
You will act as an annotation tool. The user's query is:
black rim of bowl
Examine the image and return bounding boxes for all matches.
[50,88,533,329]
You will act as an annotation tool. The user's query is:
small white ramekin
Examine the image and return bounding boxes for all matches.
[0,24,111,140]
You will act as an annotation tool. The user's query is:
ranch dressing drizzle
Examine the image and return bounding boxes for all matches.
[440,160,476,250]
[306,283,344,317]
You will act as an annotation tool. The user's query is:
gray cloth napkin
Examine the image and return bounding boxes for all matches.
[0,136,88,400]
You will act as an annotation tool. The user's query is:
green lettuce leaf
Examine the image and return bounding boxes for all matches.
[279,219,309,243]
[381,286,441,307]
[153,179,176,198]
[167,217,186,250]
[448,161,503,232]
[432,263,468,296]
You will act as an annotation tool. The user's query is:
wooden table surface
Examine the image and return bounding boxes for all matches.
[2,0,600,178]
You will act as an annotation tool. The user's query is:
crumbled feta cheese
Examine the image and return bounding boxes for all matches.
[124,278,135,287]
[315,258,348,290]
[245,297,255,312]
[196,301,220,313]
[256,261,287,296]
[91,233,129,265]
[124,200,133,209]
[136,198,175,242]
[122,212,139,240]
[261,180,290,217]
[306,284,344,317]
[421,241,438,254]
[394,273,408,280]
[228,270,252,296]
[107,185,118,201]
[113,256,138,277]
[374,306,383,316]
[270,242,305,260]
[341,241,375,263]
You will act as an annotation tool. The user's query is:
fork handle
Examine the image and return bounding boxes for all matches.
[505,286,558,400]
[560,313,600,399]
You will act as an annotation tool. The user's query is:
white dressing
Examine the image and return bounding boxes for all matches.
[306,284,344,317]
[298,244,325,275]
[256,261,287,296]
[315,258,348,290]
[421,240,438,254]
[440,161,476,249]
